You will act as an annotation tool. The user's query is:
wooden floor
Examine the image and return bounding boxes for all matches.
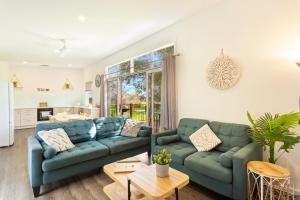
[0,129,229,200]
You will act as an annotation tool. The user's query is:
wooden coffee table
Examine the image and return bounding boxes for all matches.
[128,165,189,200]
[103,160,147,200]
[103,159,189,200]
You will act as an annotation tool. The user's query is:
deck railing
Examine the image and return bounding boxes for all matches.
[109,103,161,132]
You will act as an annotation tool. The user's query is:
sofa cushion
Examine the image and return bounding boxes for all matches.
[94,117,126,139]
[177,118,209,144]
[42,141,109,172]
[184,151,233,184]
[63,120,96,143]
[209,121,250,152]
[98,136,150,154]
[154,142,197,165]
[219,146,241,168]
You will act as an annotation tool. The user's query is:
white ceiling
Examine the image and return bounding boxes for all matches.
[0,0,219,68]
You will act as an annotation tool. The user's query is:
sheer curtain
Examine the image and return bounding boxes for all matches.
[99,74,106,117]
[161,55,177,129]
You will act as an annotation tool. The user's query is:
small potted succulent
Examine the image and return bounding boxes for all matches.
[153,149,172,177]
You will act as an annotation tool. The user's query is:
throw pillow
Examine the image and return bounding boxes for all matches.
[189,124,222,152]
[219,146,241,168]
[121,119,143,137]
[157,135,180,145]
[38,128,75,152]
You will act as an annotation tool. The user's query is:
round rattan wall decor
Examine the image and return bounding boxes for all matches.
[207,49,241,90]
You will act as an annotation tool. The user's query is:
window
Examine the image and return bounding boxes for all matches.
[133,53,152,72]
[106,45,174,131]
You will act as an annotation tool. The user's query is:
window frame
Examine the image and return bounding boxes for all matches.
[106,43,174,80]
[105,44,174,119]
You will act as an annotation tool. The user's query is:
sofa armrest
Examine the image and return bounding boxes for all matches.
[138,126,152,137]
[28,136,43,187]
[151,129,177,154]
[232,142,262,200]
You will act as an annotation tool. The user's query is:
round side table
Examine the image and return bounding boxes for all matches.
[247,161,293,200]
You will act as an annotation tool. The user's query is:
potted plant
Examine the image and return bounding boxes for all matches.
[153,149,172,177]
[247,111,300,164]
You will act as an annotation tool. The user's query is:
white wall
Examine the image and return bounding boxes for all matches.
[0,62,9,81]
[84,0,300,190]
[9,65,84,108]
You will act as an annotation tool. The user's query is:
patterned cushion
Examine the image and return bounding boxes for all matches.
[121,119,143,137]
[38,128,75,152]
[189,124,222,152]
[35,120,96,144]
[177,118,210,143]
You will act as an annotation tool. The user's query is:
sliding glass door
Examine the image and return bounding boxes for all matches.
[107,79,118,117]
[105,45,174,131]
[121,73,146,123]
[147,70,162,132]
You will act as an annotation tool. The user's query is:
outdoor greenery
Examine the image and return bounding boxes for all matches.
[154,149,172,165]
[247,111,300,164]
[106,46,174,131]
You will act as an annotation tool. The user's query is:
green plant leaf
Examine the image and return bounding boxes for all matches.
[247,111,300,164]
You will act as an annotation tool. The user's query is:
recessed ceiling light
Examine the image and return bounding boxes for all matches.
[78,15,86,22]
[23,61,27,64]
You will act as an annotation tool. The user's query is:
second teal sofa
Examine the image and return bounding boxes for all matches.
[151,118,262,200]
[28,117,152,197]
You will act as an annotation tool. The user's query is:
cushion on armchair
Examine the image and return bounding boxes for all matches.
[157,135,180,145]
[219,146,241,168]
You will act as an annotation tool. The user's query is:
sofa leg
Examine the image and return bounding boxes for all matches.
[33,186,40,198]
[147,150,151,158]
[147,150,152,164]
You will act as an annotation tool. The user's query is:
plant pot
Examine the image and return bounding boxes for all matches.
[155,163,169,177]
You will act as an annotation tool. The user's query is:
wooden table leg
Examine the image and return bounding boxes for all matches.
[175,187,179,200]
[128,179,131,200]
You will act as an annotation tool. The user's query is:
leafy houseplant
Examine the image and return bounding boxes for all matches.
[153,149,172,177]
[247,111,300,164]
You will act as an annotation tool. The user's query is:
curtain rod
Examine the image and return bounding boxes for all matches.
[104,53,180,77]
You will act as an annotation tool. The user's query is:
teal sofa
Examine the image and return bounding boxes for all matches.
[151,118,262,200]
[28,117,152,197]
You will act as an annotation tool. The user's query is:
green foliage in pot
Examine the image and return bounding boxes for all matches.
[247,111,300,164]
[153,149,172,165]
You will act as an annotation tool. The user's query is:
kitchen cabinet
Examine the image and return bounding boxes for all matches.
[14,108,37,129]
